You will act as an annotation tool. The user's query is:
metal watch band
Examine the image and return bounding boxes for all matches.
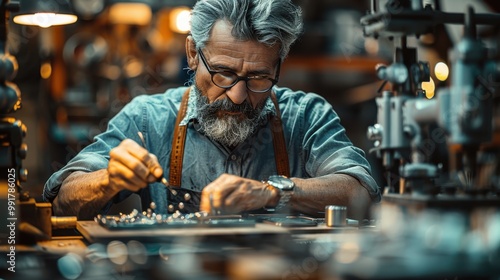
[275,189,292,211]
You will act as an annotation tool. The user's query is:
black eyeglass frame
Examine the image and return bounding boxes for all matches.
[197,49,281,93]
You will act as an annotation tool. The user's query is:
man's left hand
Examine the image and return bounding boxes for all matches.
[200,173,278,214]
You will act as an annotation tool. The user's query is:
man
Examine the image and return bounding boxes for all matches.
[44,0,381,220]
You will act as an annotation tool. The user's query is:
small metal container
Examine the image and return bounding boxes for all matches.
[325,205,347,227]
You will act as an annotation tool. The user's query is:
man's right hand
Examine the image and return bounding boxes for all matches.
[107,139,164,192]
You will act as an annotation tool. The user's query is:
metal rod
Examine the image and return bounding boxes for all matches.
[137,132,177,196]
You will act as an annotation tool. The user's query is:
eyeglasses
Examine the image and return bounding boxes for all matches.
[198,49,280,93]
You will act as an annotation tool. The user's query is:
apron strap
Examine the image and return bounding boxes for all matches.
[168,88,190,187]
[269,93,290,178]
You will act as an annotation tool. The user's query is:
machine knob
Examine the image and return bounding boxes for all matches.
[367,124,383,141]
[18,143,28,159]
[13,120,27,137]
[376,63,408,84]
[0,54,18,81]
[19,168,28,182]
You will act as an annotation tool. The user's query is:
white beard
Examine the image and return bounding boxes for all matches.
[193,85,268,147]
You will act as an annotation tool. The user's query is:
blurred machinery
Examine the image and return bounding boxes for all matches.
[0,0,28,245]
[0,0,80,245]
[365,0,500,202]
[355,1,500,278]
[0,1,26,189]
[304,0,500,278]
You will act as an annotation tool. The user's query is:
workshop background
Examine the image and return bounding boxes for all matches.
[7,0,500,200]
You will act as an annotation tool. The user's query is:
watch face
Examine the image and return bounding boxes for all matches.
[268,175,294,190]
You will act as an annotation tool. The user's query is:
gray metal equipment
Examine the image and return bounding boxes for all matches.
[364,0,499,197]
[342,1,500,278]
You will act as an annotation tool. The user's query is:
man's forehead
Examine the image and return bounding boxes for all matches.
[205,20,280,59]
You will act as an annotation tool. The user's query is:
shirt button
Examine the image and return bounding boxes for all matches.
[230,154,237,161]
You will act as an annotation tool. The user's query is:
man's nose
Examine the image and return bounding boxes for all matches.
[226,81,248,105]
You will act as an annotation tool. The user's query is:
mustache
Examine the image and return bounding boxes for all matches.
[201,98,256,117]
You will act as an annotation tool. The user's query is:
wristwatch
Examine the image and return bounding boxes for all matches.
[264,175,295,211]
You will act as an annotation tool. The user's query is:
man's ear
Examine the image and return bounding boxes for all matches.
[186,36,198,70]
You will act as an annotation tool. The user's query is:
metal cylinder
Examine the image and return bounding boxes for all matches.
[51,216,77,230]
[325,205,347,227]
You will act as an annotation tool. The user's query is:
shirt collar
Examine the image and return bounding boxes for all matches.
[180,86,277,125]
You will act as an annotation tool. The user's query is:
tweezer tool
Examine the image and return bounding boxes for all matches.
[137,132,177,196]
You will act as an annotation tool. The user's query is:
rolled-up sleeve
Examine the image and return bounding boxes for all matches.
[283,90,381,202]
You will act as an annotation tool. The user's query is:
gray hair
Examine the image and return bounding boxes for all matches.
[190,0,303,60]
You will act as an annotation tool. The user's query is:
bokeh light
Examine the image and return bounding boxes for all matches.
[435,62,449,81]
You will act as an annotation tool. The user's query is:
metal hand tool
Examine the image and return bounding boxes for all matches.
[137,132,177,196]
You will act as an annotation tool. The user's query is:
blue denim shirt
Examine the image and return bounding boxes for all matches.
[44,86,381,214]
